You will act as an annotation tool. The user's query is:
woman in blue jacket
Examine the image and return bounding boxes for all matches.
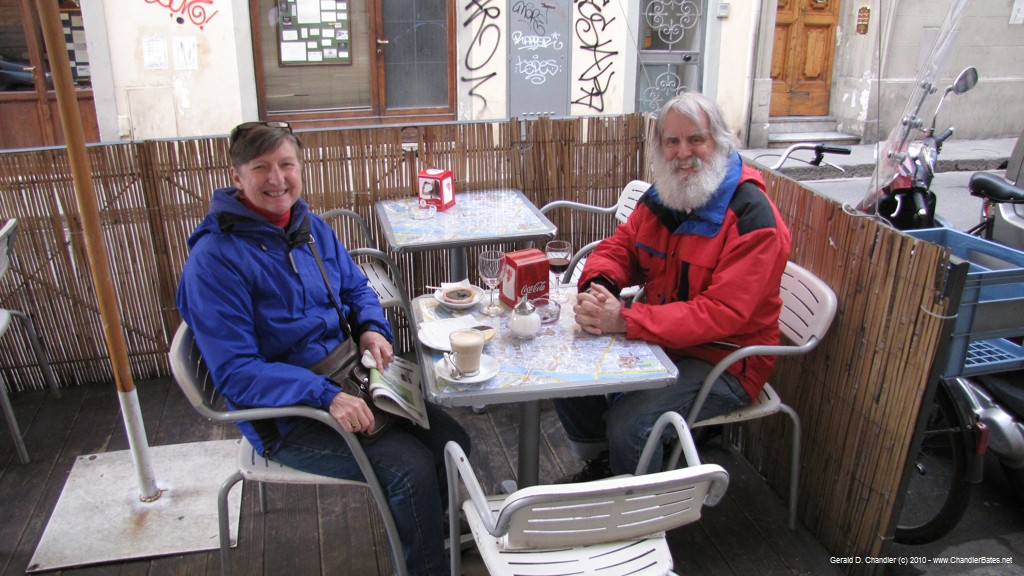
[176,122,468,576]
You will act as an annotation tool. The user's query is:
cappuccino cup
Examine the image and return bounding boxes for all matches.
[449,329,485,376]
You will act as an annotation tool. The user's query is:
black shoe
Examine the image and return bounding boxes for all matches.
[693,424,723,447]
[555,452,612,484]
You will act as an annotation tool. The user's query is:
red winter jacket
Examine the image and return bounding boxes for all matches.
[579,154,791,400]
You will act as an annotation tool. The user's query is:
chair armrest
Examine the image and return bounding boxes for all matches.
[685,337,821,425]
[637,411,703,473]
[444,441,504,536]
[539,199,617,217]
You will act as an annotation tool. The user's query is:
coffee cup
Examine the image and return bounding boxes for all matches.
[449,329,485,376]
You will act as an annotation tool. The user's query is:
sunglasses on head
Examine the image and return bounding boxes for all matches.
[229,121,293,145]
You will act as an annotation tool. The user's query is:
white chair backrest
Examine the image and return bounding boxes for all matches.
[496,462,729,549]
[0,219,17,281]
[169,323,226,421]
[615,180,649,224]
[778,261,838,347]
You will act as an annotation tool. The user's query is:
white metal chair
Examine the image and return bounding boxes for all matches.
[168,323,408,576]
[0,219,61,464]
[320,208,412,332]
[680,261,838,530]
[540,179,649,291]
[445,411,729,576]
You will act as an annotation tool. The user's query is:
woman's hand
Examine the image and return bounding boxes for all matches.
[359,330,394,372]
[329,390,374,433]
[574,284,627,335]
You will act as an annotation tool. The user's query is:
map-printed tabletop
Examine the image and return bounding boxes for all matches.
[412,294,678,408]
[374,188,556,253]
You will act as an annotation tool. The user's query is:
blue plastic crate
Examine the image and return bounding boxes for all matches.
[907,228,1024,378]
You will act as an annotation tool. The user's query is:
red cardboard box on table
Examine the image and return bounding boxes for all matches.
[418,168,455,211]
[499,249,549,307]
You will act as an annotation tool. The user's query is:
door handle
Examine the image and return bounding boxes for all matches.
[376,39,389,45]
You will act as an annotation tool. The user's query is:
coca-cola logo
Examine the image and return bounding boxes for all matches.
[520,281,546,296]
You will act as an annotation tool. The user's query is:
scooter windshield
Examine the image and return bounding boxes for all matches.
[857,0,972,214]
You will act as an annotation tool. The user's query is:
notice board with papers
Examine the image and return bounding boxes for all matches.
[277,0,352,66]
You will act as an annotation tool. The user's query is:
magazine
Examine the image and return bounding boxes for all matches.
[368,356,430,429]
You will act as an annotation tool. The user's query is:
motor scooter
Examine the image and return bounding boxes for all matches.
[859,57,1024,544]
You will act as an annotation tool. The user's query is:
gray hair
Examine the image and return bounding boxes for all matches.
[653,92,736,154]
[229,123,303,168]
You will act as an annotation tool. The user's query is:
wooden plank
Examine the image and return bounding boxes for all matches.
[262,484,322,575]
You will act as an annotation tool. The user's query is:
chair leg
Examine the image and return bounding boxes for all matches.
[218,471,244,576]
[9,310,61,399]
[779,403,801,530]
[259,481,268,513]
[0,373,30,464]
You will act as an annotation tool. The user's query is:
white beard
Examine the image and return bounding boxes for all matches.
[652,149,730,212]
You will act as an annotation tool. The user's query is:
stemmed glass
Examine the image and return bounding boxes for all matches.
[478,250,505,316]
[545,240,573,303]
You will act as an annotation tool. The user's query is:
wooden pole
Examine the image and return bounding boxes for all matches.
[35,0,160,500]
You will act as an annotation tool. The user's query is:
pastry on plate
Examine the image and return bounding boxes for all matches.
[442,286,475,305]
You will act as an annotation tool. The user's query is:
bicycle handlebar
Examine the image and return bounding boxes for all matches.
[769,143,853,171]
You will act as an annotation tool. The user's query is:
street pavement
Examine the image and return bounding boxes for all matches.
[742,139,1024,574]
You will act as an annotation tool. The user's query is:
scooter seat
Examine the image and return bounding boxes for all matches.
[969,172,1024,204]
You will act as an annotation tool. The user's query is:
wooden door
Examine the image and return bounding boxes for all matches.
[770,0,838,117]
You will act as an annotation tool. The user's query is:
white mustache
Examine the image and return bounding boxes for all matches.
[672,157,703,171]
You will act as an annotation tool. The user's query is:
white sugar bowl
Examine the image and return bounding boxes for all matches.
[508,296,542,339]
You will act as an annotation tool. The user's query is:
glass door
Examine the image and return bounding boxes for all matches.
[254,0,453,124]
[0,0,95,149]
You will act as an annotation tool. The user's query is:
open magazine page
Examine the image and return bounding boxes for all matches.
[369,356,430,429]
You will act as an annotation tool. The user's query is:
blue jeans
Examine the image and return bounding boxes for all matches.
[268,403,469,576]
[554,357,749,475]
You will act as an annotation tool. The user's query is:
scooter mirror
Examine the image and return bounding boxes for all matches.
[950,67,979,95]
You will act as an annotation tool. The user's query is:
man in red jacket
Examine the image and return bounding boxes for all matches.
[557,92,791,482]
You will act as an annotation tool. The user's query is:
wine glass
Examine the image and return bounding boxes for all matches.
[545,240,573,303]
[478,250,505,316]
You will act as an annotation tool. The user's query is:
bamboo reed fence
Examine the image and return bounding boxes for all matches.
[0,114,957,575]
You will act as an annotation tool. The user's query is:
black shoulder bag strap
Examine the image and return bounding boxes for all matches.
[307,235,354,339]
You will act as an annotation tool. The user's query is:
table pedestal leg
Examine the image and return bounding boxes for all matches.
[449,248,468,282]
[517,400,541,488]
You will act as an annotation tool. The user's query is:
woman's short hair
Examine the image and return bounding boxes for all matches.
[654,92,736,154]
[228,122,303,167]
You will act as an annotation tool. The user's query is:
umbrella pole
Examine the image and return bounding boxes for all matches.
[34,0,159,501]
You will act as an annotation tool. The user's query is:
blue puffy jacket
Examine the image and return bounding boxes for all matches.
[176,188,392,454]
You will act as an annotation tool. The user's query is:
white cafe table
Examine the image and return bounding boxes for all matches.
[373,188,556,282]
[411,293,679,489]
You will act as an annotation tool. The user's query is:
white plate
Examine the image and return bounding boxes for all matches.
[435,354,499,384]
[417,316,483,351]
[433,285,484,310]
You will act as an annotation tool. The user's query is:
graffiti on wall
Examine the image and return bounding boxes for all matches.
[144,0,219,31]
[460,0,503,114]
[511,0,551,35]
[572,0,617,113]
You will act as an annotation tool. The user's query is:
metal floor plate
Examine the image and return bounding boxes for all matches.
[28,440,241,573]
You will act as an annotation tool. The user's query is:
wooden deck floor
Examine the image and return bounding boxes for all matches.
[0,378,842,575]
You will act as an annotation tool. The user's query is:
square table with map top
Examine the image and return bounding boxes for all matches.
[374,188,557,282]
[410,293,678,490]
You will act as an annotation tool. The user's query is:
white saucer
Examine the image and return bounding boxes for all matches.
[435,354,499,384]
[433,285,484,310]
